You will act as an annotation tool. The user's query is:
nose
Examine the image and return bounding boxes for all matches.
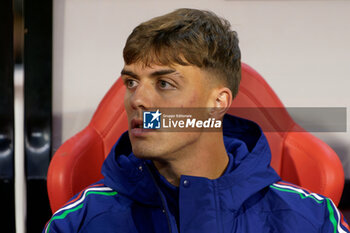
[129,81,153,110]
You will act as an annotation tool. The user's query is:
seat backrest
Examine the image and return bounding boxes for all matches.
[47,63,344,213]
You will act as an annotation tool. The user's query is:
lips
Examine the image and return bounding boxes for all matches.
[130,119,154,137]
[131,119,143,129]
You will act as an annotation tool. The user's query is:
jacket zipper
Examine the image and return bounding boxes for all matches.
[144,163,173,233]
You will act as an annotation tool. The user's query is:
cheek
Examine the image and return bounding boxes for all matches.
[186,90,207,107]
[124,95,128,108]
[178,89,200,107]
[188,96,197,106]
[124,93,132,112]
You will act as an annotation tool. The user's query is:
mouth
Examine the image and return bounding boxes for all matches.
[131,119,143,130]
[130,119,155,137]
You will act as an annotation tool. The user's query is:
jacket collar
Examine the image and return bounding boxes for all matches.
[102,114,280,209]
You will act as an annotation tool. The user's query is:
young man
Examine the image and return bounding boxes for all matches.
[44,8,350,233]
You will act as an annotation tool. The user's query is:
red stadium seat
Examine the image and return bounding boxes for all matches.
[47,63,345,213]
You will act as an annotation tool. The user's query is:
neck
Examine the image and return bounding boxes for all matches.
[152,132,229,186]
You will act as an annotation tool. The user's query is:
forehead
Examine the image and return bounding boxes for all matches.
[122,62,207,81]
[123,63,174,75]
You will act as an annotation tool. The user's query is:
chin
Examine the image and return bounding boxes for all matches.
[131,145,161,160]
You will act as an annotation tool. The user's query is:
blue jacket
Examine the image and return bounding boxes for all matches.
[44,114,350,233]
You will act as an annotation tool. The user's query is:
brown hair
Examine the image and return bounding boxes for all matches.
[123,8,241,98]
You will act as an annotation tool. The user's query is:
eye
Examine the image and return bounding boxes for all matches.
[124,79,138,89]
[158,80,176,90]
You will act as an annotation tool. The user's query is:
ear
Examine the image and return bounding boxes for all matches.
[210,87,232,119]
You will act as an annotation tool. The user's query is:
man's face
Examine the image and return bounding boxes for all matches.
[121,62,215,161]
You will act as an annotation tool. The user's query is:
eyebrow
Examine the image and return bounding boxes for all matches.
[121,69,182,78]
[121,69,138,78]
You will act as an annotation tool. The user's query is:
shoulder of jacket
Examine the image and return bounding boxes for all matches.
[268,181,327,206]
[44,183,125,233]
[266,181,350,233]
